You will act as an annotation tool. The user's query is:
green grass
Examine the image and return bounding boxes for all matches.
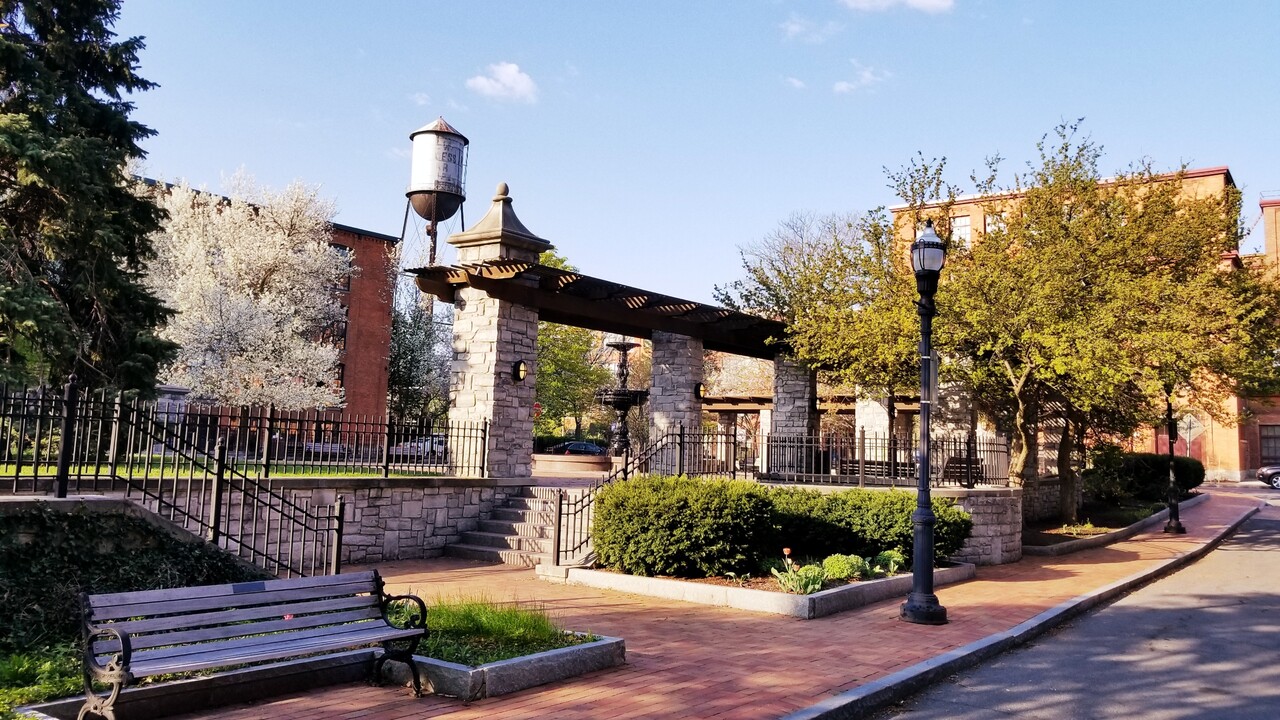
[417,597,594,667]
[0,645,80,718]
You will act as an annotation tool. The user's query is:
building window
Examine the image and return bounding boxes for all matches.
[984,212,1005,234]
[334,363,345,391]
[330,244,352,292]
[1261,425,1280,466]
[951,215,971,248]
[320,305,349,352]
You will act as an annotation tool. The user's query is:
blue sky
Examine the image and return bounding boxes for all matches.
[115,0,1280,304]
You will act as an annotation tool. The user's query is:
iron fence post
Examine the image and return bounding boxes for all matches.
[731,432,738,479]
[623,446,630,481]
[209,436,227,544]
[678,424,686,476]
[381,419,392,478]
[54,376,78,498]
[330,495,346,575]
[551,489,563,567]
[966,434,976,488]
[107,391,124,480]
[260,404,275,479]
[480,420,490,478]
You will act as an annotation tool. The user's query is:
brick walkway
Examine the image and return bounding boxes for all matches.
[171,489,1263,720]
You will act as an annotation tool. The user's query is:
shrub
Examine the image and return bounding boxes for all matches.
[821,553,868,581]
[592,478,973,578]
[871,549,908,576]
[771,563,826,594]
[592,476,774,577]
[1121,453,1204,501]
[1082,442,1128,502]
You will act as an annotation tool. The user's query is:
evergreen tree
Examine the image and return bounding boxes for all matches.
[0,0,174,389]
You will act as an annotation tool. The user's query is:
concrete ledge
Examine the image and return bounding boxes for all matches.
[382,633,625,701]
[24,649,375,720]
[540,564,975,619]
[1024,493,1210,556]
[532,453,611,473]
[780,496,1262,720]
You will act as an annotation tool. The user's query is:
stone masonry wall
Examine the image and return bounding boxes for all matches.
[1022,476,1081,523]
[936,487,1022,566]
[449,285,538,478]
[772,355,817,436]
[281,478,526,566]
[649,332,703,475]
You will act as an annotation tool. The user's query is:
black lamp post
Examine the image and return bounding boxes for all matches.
[1163,384,1186,534]
[901,219,948,625]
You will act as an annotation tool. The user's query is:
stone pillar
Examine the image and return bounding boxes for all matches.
[771,355,818,475]
[649,331,703,474]
[440,183,550,478]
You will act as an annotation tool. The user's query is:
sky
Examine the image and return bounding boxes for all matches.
[114,0,1280,305]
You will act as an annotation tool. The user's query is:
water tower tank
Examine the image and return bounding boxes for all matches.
[407,117,468,222]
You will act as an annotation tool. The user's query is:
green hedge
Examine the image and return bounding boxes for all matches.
[1083,446,1204,503]
[592,477,972,578]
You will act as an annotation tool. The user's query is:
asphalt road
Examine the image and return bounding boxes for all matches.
[871,489,1280,720]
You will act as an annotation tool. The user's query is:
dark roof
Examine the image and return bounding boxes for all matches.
[410,260,789,360]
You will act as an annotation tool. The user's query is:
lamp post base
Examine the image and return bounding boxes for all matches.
[1163,519,1186,534]
[900,593,948,625]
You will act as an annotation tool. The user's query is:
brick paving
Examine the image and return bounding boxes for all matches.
[170,489,1263,720]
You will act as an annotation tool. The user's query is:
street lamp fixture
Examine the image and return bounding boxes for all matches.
[901,219,948,626]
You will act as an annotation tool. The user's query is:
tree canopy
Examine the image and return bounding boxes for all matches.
[0,0,174,389]
[147,177,350,409]
[535,250,612,437]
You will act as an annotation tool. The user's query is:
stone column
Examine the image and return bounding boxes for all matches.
[771,354,818,475]
[649,331,703,474]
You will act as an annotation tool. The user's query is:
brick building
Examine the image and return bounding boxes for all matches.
[329,223,397,417]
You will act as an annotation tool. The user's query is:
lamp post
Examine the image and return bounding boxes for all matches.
[1163,384,1186,534]
[901,219,948,625]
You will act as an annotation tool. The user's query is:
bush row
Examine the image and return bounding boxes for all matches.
[1083,445,1205,504]
[592,476,972,578]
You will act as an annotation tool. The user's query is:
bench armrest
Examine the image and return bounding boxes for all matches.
[380,593,428,631]
[83,626,133,685]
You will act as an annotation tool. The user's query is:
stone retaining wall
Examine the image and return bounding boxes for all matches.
[935,487,1022,566]
[1021,476,1080,522]
[272,477,528,566]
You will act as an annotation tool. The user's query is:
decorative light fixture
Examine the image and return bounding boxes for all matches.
[901,219,948,626]
[694,382,707,400]
[512,360,528,382]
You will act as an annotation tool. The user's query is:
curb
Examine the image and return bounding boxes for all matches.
[1023,493,1210,556]
[780,496,1263,720]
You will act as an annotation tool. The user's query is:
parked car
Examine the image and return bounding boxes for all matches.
[545,441,607,456]
[390,435,448,462]
[302,440,351,458]
[1258,465,1280,489]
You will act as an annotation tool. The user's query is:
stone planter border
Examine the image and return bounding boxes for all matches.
[537,563,975,619]
[1023,493,1210,556]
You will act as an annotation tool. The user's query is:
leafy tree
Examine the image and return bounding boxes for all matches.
[387,276,451,422]
[535,251,612,437]
[146,177,350,409]
[0,0,174,389]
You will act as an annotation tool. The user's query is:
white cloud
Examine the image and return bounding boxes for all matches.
[465,62,538,103]
[833,60,890,94]
[840,0,954,13]
[786,77,807,89]
[410,92,431,107]
[780,14,843,43]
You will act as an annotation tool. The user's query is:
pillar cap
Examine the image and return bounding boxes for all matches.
[446,182,551,255]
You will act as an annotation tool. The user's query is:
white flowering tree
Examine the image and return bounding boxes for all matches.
[146,176,351,409]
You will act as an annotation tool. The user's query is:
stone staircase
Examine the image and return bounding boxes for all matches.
[444,486,567,567]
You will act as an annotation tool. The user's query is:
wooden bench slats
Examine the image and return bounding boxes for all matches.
[92,607,385,655]
[119,619,402,666]
[87,571,377,609]
[127,625,422,677]
[93,594,379,636]
[89,579,378,621]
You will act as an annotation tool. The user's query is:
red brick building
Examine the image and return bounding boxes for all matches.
[329,223,397,417]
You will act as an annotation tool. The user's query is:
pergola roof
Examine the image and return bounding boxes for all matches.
[410,260,789,360]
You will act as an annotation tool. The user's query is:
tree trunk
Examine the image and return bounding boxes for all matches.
[1057,415,1077,524]
[1009,388,1039,489]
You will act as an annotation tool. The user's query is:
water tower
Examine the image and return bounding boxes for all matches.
[407,117,469,265]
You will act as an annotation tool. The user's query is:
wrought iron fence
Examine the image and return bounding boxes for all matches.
[550,426,1011,567]
[0,382,490,577]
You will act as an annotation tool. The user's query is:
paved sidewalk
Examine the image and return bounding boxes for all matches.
[171,489,1263,720]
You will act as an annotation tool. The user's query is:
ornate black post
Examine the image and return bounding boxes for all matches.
[596,341,647,456]
[901,220,948,625]
[1164,386,1186,534]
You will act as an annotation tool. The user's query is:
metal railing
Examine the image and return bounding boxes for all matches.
[550,426,1010,567]
[0,382,490,577]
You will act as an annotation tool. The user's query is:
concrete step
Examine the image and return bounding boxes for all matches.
[503,496,554,512]
[443,543,549,568]
[478,519,554,538]
[460,531,549,553]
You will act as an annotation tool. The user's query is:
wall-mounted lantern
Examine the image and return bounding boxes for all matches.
[512,360,528,382]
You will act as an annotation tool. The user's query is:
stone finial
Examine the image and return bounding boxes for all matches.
[446,182,551,263]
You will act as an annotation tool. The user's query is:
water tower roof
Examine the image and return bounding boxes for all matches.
[411,116,469,144]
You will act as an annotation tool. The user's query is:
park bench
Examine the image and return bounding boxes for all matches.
[78,570,426,720]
